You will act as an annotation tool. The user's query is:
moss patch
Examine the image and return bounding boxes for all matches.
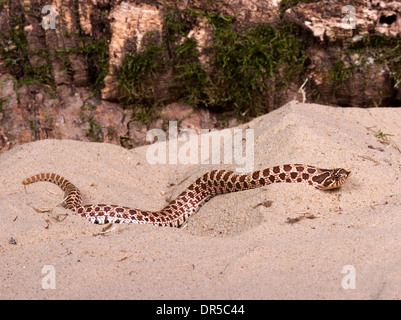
[118,41,166,123]
[119,8,307,120]
[0,16,54,88]
[328,33,401,95]
[200,20,306,116]
[55,37,109,93]
[279,0,315,17]
[0,7,109,94]
[79,102,103,142]
[118,42,165,106]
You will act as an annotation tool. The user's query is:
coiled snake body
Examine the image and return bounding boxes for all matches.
[23,164,350,228]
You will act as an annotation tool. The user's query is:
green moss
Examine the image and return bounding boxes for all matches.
[119,8,307,119]
[327,33,401,94]
[0,12,108,94]
[206,22,306,116]
[170,11,306,117]
[83,38,110,91]
[118,41,166,123]
[328,57,356,87]
[164,7,192,40]
[279,0,314,17]
[119,43,165,104]
[363,34,401,88]
[0,96,10,115]
[0,17,54,88]
[28,118,35,130]
[55,38,109,93]
[170,37,209,106]
[0,1,10,8]
[79,102,103,142]
[54,51,74,79]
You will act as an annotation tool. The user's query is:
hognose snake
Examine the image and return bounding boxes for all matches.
[23,164,350,227]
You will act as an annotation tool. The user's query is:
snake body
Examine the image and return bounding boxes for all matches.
[22,164,350,227]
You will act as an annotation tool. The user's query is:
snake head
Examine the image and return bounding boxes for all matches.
[315,168,351,190]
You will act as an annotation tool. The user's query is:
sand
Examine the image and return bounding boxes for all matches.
[1,101,401,299]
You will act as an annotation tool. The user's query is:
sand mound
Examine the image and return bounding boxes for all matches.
[1,101,401,299]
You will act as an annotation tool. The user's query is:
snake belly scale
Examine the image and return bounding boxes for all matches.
[22,164,350,228]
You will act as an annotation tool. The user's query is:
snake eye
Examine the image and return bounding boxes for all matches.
[334,174,339,179]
